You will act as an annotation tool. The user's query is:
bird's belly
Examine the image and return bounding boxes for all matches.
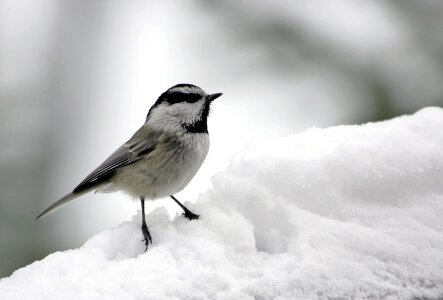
[112,133,209,200]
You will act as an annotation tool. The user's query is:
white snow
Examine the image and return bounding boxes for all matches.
[2,107,443,299]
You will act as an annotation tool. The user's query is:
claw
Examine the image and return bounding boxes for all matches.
[141,222,152,251]
[183,210,200,221]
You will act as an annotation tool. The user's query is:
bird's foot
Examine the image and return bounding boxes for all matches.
[183,210,200,221]
[141,222,152,252]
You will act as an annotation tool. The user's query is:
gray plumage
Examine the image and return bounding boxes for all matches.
[36,84,221,223]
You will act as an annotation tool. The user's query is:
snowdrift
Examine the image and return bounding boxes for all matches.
[1,108,443,300]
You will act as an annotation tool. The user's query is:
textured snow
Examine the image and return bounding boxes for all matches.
[1,107,443,299]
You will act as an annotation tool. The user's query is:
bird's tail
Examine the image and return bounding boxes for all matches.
[35,190,89,221]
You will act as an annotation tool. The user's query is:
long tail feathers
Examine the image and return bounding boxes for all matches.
[35,191,86,221]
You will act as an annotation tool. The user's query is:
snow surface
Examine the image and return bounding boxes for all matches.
[1,107,443,300]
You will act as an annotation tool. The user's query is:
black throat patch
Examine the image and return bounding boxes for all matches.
[183,102,210,134]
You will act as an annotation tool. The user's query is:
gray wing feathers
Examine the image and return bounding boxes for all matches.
[73,145,132,192]
[73,127,160,193]
[36,126,161,220]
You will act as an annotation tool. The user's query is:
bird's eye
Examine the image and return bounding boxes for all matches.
[167,92,201,104]
[186,94,202,103]
[167,92,183,104]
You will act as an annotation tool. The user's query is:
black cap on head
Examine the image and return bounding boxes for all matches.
[156,84,205,105]
[146,84,223,124]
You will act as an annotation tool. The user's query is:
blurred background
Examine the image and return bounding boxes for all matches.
[1,0,443,278]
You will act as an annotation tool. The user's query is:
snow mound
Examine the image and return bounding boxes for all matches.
[2,107,443,300]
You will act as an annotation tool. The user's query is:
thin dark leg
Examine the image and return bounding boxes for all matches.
[140,197,152,251]
[170,195,200,220]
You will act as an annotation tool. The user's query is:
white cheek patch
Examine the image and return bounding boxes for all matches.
[147,100,206,132]
[170,99,205,123]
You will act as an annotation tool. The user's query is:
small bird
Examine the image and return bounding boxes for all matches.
[36,84,222,250]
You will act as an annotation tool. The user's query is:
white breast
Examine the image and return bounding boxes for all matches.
[174,133,210,192]
[112,132,210,200]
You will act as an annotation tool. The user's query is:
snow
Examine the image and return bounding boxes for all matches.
[2,107,443,299]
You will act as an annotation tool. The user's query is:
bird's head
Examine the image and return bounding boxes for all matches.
[146,84,222,133]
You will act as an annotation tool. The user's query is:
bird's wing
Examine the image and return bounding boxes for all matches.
[36,126,163,221]
[73,126,161,193]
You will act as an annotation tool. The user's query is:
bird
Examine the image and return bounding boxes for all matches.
[36,83,222,250]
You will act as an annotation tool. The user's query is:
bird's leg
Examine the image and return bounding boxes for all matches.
[170,195,200,220]
[140,197,152,251]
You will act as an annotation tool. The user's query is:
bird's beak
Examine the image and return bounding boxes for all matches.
[207,93,223,102]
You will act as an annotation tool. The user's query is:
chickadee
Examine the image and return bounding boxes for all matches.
[36,83,222,250]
